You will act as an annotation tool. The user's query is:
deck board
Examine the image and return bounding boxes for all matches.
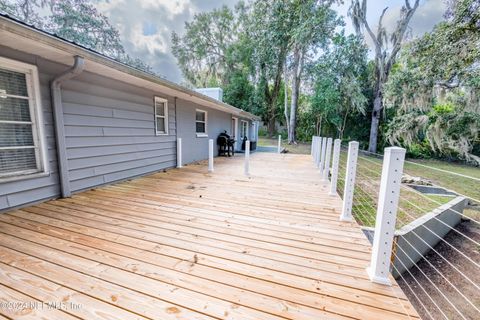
[0,153,419,319]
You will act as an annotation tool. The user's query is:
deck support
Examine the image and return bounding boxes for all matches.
[208,139,214,172]
[244,140,250,175]
[177,138,182,168]
[340,141,359,221]
[329,139,341,196]
[322,138,332,182]
[367,147,405,285]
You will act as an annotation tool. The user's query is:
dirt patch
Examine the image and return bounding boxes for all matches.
[396,220,480,320]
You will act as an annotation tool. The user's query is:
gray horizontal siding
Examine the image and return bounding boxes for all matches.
[0,46,60,211]
[176,98,233,164]
[66,141,175,159]
[1,43,248,212]
[61,72,177,193]
[0,45,179,210]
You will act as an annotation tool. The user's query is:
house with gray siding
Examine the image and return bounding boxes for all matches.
[0,14,259,212]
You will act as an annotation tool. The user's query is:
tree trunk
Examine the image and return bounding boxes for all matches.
[264,48,287,137]
[288,46,304,144]
[339,109,349,140]
[267,117,276,137]
[350,0,420,155]
[283,59,290,139]
[316,115,322,136]
[368,92,382,153]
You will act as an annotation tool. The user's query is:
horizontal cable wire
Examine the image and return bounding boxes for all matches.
[399,183,480,225]
[335,147,478,319]
[349,204,449,320]
[351,194,470,320]
[395,207,480,290]
[353,160,480,238]
[352,166,480,269]
[350,147,480,205]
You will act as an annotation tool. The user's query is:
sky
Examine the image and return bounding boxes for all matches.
[96,0,447,84]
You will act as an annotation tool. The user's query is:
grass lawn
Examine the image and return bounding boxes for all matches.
[258,137,311,154]
[259,136,479,228]
[258,137,480,228]
[338,151,479,228]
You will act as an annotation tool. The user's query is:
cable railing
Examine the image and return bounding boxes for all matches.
[310,136,480,320]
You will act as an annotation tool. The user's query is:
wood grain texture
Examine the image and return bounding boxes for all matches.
[0,153,420,319]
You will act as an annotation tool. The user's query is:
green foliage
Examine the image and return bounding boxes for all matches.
[0,0,154,74]
[384,0,480,164]
[171,0,341,137]
[48,0,124,59]
[306,33,369,139]
[171,5,238,87]
[405,141,432,159]
[430,103,455,115]
[223,70,255,112]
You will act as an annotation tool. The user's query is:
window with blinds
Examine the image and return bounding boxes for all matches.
[0,58,46,179]
[154,96,169,135]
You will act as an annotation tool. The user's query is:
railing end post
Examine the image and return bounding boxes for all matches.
[367,146,406,286]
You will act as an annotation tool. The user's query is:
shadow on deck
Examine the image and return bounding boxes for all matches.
[0,153,419,319]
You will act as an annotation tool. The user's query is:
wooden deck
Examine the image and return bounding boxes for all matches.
[0,153,419,320]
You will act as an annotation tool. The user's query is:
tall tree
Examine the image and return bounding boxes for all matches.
[286,0,338,143]
[171,6,238,87]
[245,0,291,136]
[48,0,125,60]
[384,0,480,164]
[349,0,419,153]
[0,0,154,73]
[310,33,369,139]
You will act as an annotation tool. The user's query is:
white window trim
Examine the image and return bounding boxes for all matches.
[241,120,249,140]
[195,109,208,138]
[0,56,49,181]
[154,96,169,135]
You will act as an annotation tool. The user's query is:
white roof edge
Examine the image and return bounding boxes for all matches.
[0,15,261,121]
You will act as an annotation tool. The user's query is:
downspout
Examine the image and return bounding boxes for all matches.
[50,55,85,198]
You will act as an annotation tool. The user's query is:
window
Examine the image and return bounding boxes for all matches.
[195,109,207,137]
[241,120,248,140]
[154,97,168,135]
[0,57,47,179]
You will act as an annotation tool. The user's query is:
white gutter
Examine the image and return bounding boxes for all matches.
[50,55,85,197]
[0,16,260,121]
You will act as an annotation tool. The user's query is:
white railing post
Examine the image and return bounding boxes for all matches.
[277,135,282,154]
[340,141,359,221]
[319,137,327,172]
[244,140,250,175]
[329,139,341,196]
[367,147,406,285]
[322,138,333,181]
[311,136,315,156]
[176,138,182,168]
[315,137,321,167]
[208,139,214,172]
